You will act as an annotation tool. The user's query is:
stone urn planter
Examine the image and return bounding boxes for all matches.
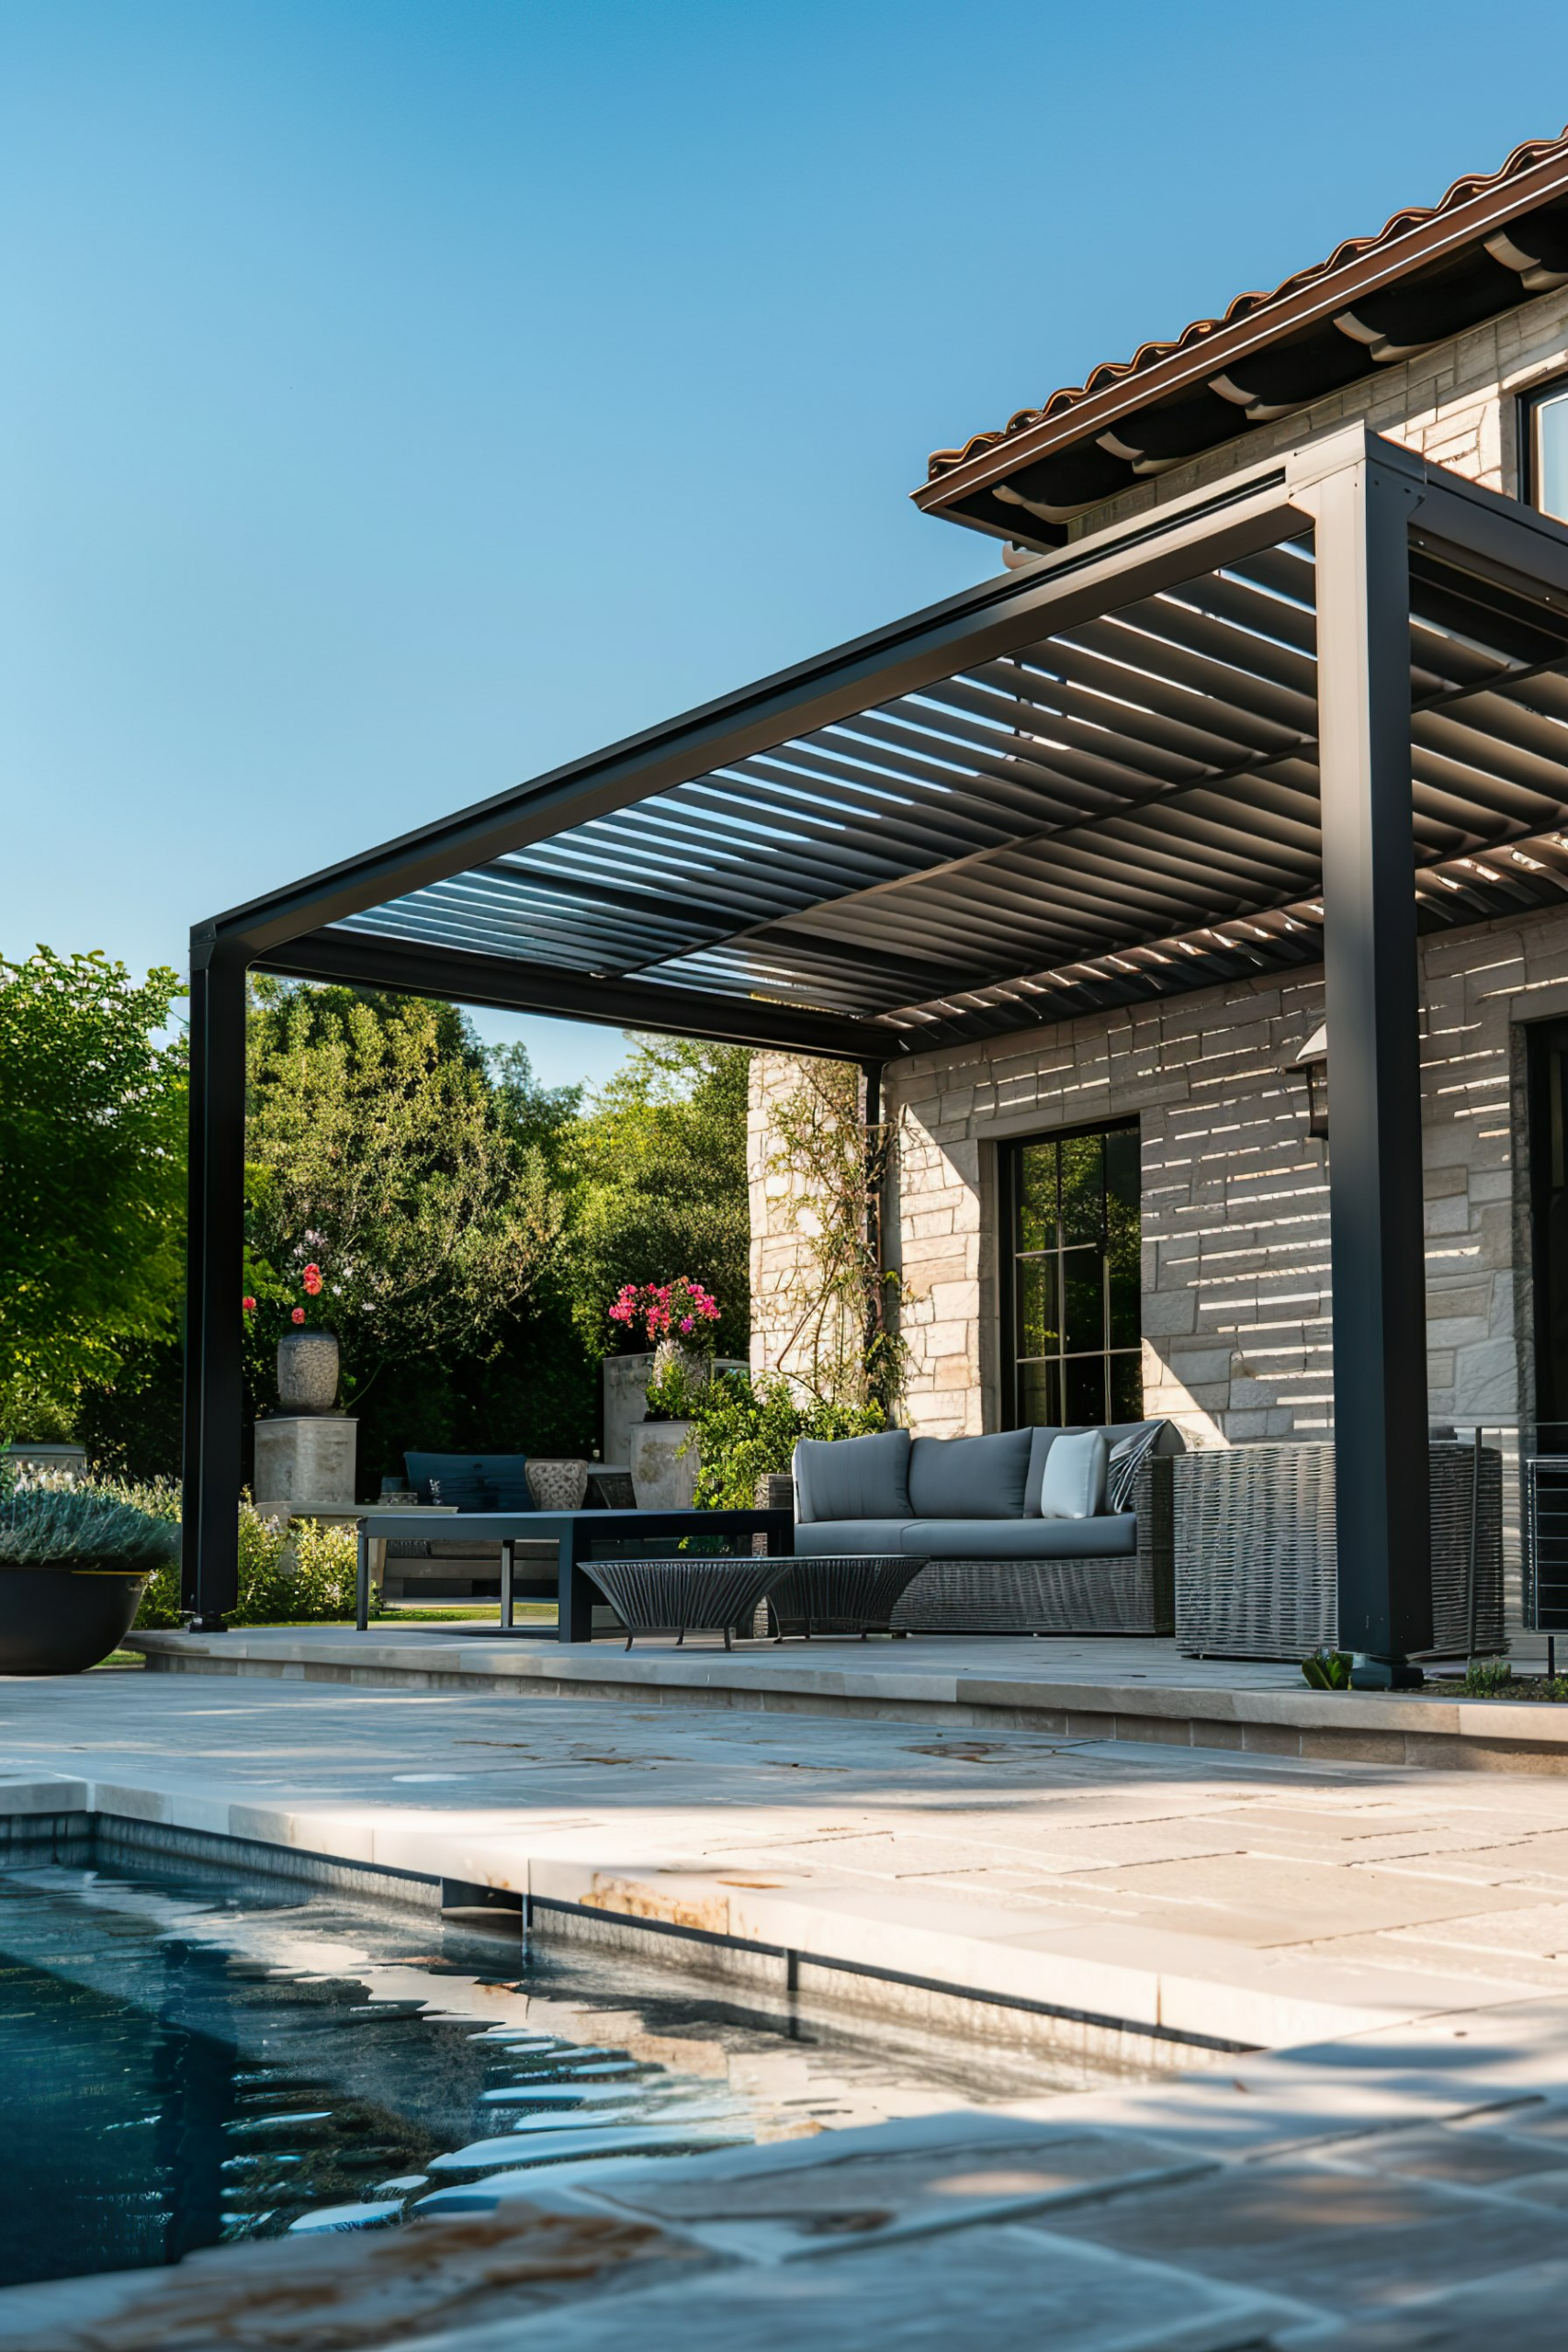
[651,1338,712,1393]
[525,1458,589,1510]
[276,1328,340,1415]
[629,1419,699,1510]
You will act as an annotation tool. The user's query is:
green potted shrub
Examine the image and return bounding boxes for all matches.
[0,1476,177,1673]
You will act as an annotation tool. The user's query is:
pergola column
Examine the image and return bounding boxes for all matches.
[180,942,248,1627]
[1309,447,1433,1678]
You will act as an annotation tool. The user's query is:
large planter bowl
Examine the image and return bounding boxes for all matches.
[276,1328,340,1415]
[0,1565,150,1676]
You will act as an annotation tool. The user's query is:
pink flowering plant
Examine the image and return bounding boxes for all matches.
[607,1279,720,1349]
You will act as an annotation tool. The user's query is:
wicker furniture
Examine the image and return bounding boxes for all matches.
[578,1554,790,1650]
[766,1555,928,1639]
[755,1457,1175,1637]
[1174,1440,1504,1660]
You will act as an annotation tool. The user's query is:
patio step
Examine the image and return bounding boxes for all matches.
[125,1627,1568,1774]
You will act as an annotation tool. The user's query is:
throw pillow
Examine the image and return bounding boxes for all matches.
[1106,1420,1170,1513]
[1036,1428,1109,1520]
[1023,1427,1063,1515]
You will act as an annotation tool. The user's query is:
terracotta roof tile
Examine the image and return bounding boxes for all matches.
[927,128,1568,485]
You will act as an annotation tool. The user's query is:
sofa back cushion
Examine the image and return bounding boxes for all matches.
[908,1430,1032,1520]
[405,1452,531,1509]
[1036,1428,1109,1520]
[794,1430,911,1523]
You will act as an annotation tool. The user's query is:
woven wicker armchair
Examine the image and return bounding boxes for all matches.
[1173,1439,1504,1661]
[754,1459,1175,1636]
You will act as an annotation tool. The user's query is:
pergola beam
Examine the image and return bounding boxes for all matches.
[259,928,892,1061]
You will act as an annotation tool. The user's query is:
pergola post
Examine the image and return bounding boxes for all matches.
[1310,447,1433,1680]
[180,943,249,1628]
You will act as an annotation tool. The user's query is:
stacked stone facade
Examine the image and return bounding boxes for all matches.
[750,278,1568,1476]
[752,903,1568,1453]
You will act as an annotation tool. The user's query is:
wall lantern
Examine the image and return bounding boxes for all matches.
[1290,1023,1329,1141]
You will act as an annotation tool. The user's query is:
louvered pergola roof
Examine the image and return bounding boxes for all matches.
[198,427,1568,1065]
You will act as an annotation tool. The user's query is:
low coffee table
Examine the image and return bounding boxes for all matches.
[354,1505,792,1639]
[579,1555,793,1650]
[766,1554,928,1640]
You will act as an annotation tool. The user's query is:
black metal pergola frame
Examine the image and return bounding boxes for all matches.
[184,424,1568,1663]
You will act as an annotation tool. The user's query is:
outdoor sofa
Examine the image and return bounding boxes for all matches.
[775,1422,1185,1635]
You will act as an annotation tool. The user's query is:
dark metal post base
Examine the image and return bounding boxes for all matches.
[186,1613,229,1633]
[1349,1653,1425,1690]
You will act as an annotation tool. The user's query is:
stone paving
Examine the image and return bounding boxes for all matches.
[8,1668,1568,2344]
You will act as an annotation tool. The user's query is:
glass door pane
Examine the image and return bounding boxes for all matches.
[1536,386,1568,524]
[1006,1123,1141,1429]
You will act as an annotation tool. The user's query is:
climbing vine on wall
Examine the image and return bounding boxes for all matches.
[766,1060,908,1415]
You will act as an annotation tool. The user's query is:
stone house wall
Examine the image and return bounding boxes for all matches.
[751,900,1568,1453]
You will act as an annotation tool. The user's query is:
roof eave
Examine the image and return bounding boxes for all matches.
[914,142,1568,529]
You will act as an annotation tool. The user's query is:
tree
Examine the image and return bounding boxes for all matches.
[562,1038,751,1358]
[0,947,186,1435]
[244,982,566,1396]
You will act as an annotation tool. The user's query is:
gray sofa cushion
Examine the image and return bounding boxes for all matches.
[908,1430,1032,1519]
[900,1515,1138,1561]
[794,1430,911,1523]
[794,1519,919,1558]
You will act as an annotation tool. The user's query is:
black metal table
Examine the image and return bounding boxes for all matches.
[355,1507,793,1640]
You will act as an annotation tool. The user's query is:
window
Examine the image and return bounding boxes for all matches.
[1523,379,1568,522]
[1001,1121,1142,1428]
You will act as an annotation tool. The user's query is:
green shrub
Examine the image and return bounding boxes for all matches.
[125,1489,380,1629]
[1463,1657,1513,1697]
[684,1370,884,1510]
[1301,1648,1352,1691]
[0,1481,177,1573]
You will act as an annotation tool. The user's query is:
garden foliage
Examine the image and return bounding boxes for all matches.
[682,1369,884,1510]
[0,1477,178,1573]
[0,948,186,1437]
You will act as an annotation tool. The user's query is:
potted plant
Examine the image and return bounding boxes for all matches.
[244,1260,341,1414]
[609,1281,720,1507]
[0,1473,178,1673]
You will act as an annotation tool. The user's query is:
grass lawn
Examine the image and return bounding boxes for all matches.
[95,1600,558,1668]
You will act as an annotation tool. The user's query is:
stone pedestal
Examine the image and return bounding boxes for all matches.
[254,1417,357,1522]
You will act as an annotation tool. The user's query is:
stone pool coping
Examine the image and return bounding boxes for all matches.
[0,1759,1547,2064]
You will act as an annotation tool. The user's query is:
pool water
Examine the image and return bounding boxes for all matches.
[0,1848,1121,2289]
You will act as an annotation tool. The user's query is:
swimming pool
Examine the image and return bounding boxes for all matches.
[0,1842,1122,2288]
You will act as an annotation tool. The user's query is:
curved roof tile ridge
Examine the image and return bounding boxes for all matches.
[928,126,1568,481]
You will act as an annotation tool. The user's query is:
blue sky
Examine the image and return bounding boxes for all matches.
[4,4,1567,1087]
